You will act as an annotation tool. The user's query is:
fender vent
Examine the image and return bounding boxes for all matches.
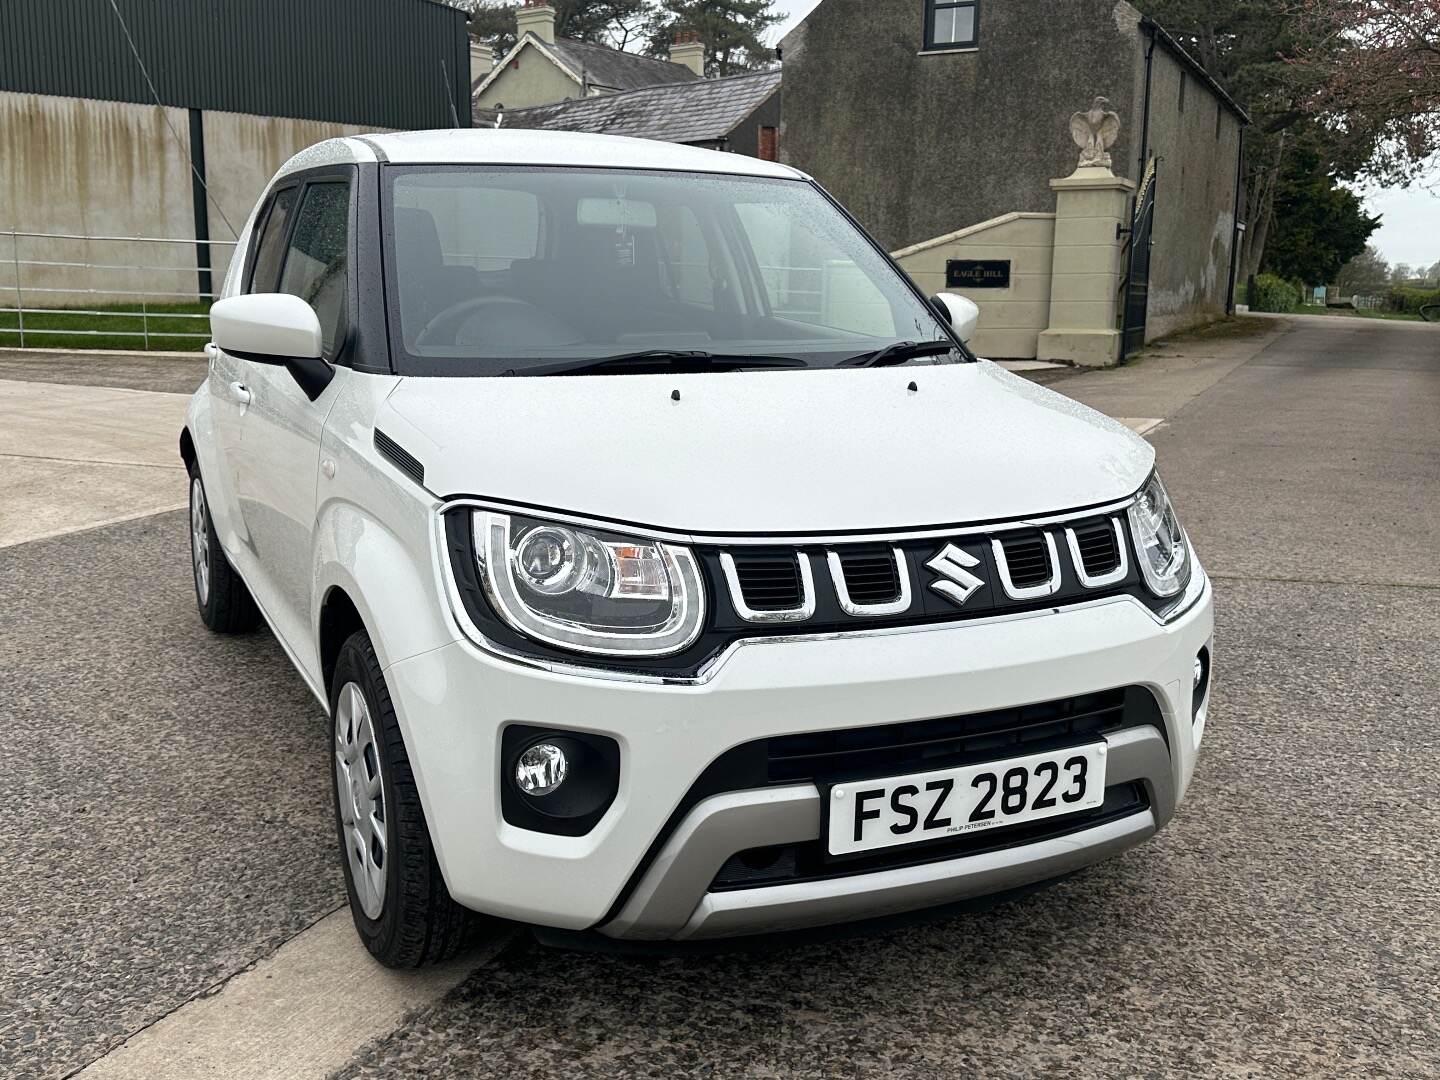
[374,429,424,486]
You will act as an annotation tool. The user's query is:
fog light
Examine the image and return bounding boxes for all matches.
[1193,658,1204,690]
[515,742,567,796]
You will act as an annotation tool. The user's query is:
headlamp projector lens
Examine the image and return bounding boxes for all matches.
[515,742,568,796]
[515,527,578,594]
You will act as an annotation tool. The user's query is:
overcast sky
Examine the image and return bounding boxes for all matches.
[765,0,1438,270]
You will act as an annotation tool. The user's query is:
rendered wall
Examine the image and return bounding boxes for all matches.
[1134,46,1242,339]
[893,212,1056,359]
[0,91,380,308]
[0,91,195,311]
[780,0,1139,252]
[474,43,584,111]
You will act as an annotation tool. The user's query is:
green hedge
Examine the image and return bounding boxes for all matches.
[1386,286,1440,315]
[1250,273,1301,313]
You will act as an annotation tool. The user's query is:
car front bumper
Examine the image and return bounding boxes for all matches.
[383,568,1213,939]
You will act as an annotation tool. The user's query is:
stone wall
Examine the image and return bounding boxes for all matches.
[893,212,1056,359]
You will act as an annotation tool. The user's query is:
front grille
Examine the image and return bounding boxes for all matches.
[711,781,1149,891]
[996,532,1053,588]
[729,550,804,611]
[765,687,1131,783]
[1072,519,1121,577]
[836,546,902,605]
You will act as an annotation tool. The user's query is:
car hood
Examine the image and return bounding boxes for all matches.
[378,361,1153,535]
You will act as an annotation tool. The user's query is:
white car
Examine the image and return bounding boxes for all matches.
[182,130,1212,966]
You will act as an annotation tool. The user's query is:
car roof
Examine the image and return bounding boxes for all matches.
[276,129,807,181]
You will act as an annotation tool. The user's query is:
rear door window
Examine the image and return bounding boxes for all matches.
[248,187,298,293]
[278,181,351,357]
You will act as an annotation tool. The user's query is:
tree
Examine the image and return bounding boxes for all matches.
[465,0,650,54]
[1289,1,1440,186]
[643,0,780,76]
[1390,261,1415,282]
[1261,144,1380,282]
[1336,243,1391,293]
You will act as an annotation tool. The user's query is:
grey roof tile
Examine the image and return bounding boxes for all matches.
[489,70,781,145]
[549,37,698,92]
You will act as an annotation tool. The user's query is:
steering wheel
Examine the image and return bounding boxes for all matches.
[414,296,509,348]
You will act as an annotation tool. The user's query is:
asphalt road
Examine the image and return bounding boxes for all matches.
[1,315,1437,1078]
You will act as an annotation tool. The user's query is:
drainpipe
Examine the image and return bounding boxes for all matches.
[1120,24,1157,361]
[1225,124,1246,314]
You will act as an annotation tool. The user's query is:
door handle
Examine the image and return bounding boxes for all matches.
[228,381,251,406]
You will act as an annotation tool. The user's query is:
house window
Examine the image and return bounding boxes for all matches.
[924,0,978,50]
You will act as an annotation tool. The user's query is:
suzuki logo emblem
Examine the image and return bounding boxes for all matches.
[926,543,985,606]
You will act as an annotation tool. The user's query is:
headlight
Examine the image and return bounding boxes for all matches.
[1127,472,1191,598]
[474,510,705,657]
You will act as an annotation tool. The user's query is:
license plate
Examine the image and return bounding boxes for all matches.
[826,743,1108,856]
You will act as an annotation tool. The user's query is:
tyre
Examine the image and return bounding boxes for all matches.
[187,463,259,633]
[331,629,475,967]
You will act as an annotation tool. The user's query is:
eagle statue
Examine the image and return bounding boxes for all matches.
[1069,96,1121,170]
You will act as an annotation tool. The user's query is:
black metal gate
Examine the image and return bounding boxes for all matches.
[1121,159,1157,358]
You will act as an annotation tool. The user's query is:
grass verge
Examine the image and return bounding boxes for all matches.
[0,301,210,350]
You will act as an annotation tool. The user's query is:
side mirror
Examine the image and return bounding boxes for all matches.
[930,292,981,345]
[211,293,323,363]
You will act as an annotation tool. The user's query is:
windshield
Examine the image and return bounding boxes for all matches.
[381,166,964,375]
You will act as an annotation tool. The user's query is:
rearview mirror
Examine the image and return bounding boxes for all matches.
[577,197,657,230]
[930,292,981,345]
[211,293,323,363]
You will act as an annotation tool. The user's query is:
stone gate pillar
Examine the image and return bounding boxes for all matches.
[1037,96,1134,367]
[1036,167,1135,366]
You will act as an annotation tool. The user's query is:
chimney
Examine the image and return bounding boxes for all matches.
[668,29,706,77]
[470,42,498,87]
[515,0,556,46]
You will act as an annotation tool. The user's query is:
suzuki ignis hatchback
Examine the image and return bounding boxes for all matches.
[182,131,1213,966]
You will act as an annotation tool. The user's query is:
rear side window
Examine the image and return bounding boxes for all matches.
[248,187,298,293]
[278,182,351,357]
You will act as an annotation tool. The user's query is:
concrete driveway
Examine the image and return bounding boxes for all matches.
[1,317,1436,1078]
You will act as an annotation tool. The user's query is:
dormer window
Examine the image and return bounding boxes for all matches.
[924,0,979,50]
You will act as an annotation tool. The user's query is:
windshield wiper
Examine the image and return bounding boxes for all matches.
[513,350,810,377]
[839,340,958,368]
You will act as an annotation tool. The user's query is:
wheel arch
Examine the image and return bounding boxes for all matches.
[179,426,197,470]
[311,499,457,697]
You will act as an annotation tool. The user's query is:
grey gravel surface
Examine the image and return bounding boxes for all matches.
[329,319,1440,1077]
[328,580,1440,1079]
[0,352,206,395]
[0,512,341,1079]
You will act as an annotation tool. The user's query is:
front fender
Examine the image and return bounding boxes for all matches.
[311,498,457,678]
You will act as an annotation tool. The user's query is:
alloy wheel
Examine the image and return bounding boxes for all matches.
[334,681,387,919]
[189,477,210,606]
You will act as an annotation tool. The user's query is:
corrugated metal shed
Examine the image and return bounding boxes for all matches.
[0,0,470,129]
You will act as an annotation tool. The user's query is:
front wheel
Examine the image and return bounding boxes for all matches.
[331,629,476,967]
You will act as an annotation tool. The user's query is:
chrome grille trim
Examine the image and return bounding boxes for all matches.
[1066,519,1129,588]
[720,551,817,623]
[991,531,1062,600]
[826,547,912,616]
